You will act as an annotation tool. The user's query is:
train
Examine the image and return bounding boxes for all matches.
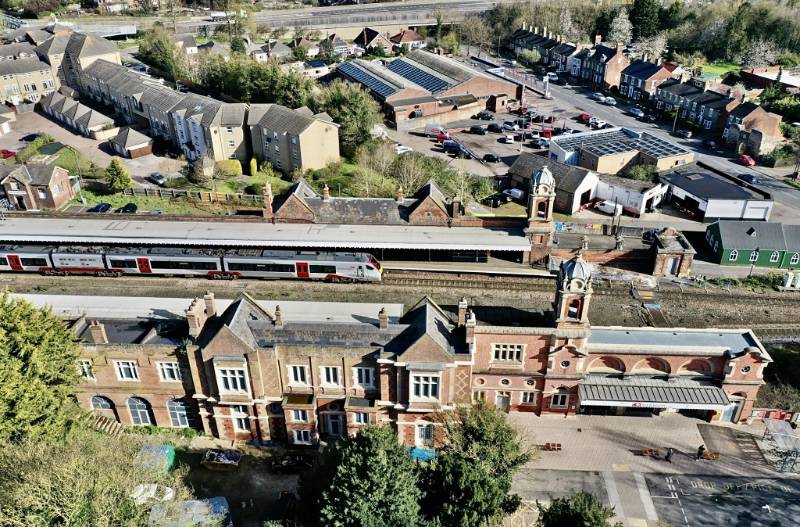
[0,245,383,282]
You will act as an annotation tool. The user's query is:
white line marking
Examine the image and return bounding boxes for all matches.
[603,471,625,518]
[634,472,658,521]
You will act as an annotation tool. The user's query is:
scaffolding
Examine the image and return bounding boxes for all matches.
[762,418,800,473]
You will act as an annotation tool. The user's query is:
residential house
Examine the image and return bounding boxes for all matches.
[686,90,739,131]
[620,60,675,101]
[248,104,340,174]
[581,37,629,89]
[0,163,74,210]
[35,30,72,84]
[169,95,248,162]
[281,60,331,80]
[40,91,115,139]
[322,33,353,58]
[0,58,58,105]
[389,29,426,51]
[108,127,154,158]
[352,27,392,55]
[62,32,122,90]
[249,40,292,63]
[509,26,561,65]
[550,41,579,73]
[0,42,37,61]
[174,35,199,59]
[653,78,703,114]
[288,37,319,58]
[723,102,784,157]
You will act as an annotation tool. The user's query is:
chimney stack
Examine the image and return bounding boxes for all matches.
[656,57,662,66]
[274,305,284,329]
[451,196,462,223]
[203,291,217,317]
[89,320,108,344]
[396,185,404,202]
[322,184,330,201]
[185,298,208,338]
[457,297,468,326]
[594,35,602,45]
[465,309,476,344]
[262,181,273,219]
[378,307,389,329]
[534,26,539,35]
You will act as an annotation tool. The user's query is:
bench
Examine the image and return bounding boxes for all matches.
[543,442,562,452]
[640,448,661,458]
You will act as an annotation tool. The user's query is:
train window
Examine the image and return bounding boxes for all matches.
[227,262,294,273]
[309,265,336,274]
[108,259,137,269]
[0,256,7,266]
[150,260,218,270]
[20,257,47,267]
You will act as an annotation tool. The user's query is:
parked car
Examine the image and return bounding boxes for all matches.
[148,172,167,186]
[702,138,718,150]
[547,72,558,81]
[469,125,487,135]
[591,92,606,101]
[20,133,39,142]
[394,144,413,154]
[515,106,529,115]
[544,115,556,124]
[534,137,550,148]
[602,97,617,106]
[553,77,568,86]
[117,203,138,214]
[628,108,645,118]
[501,134,514,144]
[88,203,112,213]
[487,122,503,133]
[435,132,450,143]
[578,113,592,123]
[739,154,756,167]
[514,118,530,128]
[673,129,692,139]
[590,120,607,129]
[476,111,493,120]
[594,200,622,216]
[601,123,615,129]
[502,188,525,201]
[502,121,519,131]
[0,149,16,159]
[483,193,510,207]
[535,66,547,75]
[739,173,760,184]
[442,139,460,152]
[148,209,165,215]
[483,153,501,163]
[425,124,447,137]
[639,113,657,123]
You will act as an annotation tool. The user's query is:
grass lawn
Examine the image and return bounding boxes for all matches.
[75,188,236,216]
[702,63,741,76]
[784,177,800,190]
[53,148,98,178]
[309,161,359,197]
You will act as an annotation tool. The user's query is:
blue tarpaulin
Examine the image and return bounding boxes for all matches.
[407,447,436,461]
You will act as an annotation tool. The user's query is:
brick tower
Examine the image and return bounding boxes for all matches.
[526,165,556,263]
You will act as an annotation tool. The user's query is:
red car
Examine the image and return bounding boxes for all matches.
[739,154,756,167]
[0,149,16,159]
[578,113,592,123]
[435,133,450,143]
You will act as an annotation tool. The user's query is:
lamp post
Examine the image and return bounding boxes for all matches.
[749,247,760,277]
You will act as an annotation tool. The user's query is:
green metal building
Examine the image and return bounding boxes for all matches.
[706,221,800,269]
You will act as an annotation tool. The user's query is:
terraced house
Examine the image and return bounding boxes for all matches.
[0,57,58,105]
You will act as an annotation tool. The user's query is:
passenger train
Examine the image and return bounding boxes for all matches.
[0,246,383,282]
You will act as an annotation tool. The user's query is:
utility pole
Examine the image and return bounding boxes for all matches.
[672,108,679,132]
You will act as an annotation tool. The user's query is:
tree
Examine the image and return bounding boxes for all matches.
[104,158,132,192]
[292,45,308,61]
[658,0,684,31]
[433,6,446,45]
[319,37,337,64]
[314,80,380,153]
[537,492,622,527]
[630,0,661,40]
[558,5,576,41]
[519,48,541,66]
[296,426,422,527]
[230,35,246,54]
[624,164,658,182]
[441,31,460,54]
[607,9,633,45]
[742,38,780,68]
[634,31,668,61]
[0,292,79,444]
[459,14,491,56]
[137,26,188,81]
[0,428,194,526]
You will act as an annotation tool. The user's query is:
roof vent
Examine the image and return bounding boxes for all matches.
[747,227,757,237]
[686,174,703,181]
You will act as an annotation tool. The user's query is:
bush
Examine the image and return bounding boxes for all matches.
[249,157,258,176]
[214,159,243,179]
[624,164,658,182]
[15,134,55,163]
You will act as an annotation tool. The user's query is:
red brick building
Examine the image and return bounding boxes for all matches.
[0,163,74,210]
[76,255,770,446]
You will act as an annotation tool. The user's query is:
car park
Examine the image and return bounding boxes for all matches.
[88,203,112,213]
[591,92,606,101]
[476,111,493,120]
[435,133,450,143]
[483,153,501,163]
[394,144,413,154]
[148,172,167,186]
[628,108,645,118]
[502,134,514,144]
[488,122,503,133]
[594,200,622,216]
[117,203,138,214]
[514,118,530,128]
[515,107,529,115]
[425,124,447,137]
[544,115,556,124]
[602,97,617,106]
[0,149,16,159]
[502,188,525,201]
[469,125,487,135]
[739,154,756,167]
[502,121,519,131]
[673,129,692,138]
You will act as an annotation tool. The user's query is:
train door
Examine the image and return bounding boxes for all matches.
[357,265,365,279]
[296,262,309,278]
[7,255,22,271]
[136,258,152,274]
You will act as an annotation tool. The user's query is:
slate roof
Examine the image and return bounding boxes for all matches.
[714,221,788,251]
[552,42,577,56]
[622,60,666,80]
[353,27,389,48]
[657,79,703,98]
[579,375,730,407]
[0,58,51,75]
[728,102,761,120]
[390,296,467,357]
[25,29,52,46]
[0,41,36,58]
[404,49,483,84]
[0,164,64,187]
[509,153,593,194]
[659,162,765,201]
[65,32,118,58]
[264,40,291,56]
[248,104,326,134]
[289,37,318,50]
[110,127,152,149]
[74,317,187,346]
[589,44,620,64]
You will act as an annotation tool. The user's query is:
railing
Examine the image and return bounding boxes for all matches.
[123,187,263,204]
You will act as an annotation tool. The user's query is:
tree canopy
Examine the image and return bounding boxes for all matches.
[607,9,633,45]
[104,157,133,192]
[0,291,79,443]
[630,0,661,40]
[537,492,622,527]
[137,26,188,81]
[313,80,380,153]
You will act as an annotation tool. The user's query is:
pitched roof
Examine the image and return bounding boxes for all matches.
[110,127,152,149]
[353,27,389,48]
[65,32,119,58]
[0,58,51,76]
[0,164,64,187]
[0,41,36,58]
[728,101,761,120]
[36,31,71,56]
[714,220,787,251]
[657,79,703,97]
[622,60,667,80]
[552,42,577,56]
[392,296,466,357]
[508,153,593,194]
[248,103,323,134]
[660,162,766,201]
[390,29,425,44]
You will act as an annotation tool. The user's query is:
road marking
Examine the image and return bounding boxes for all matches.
[633,472,658,521]
[603,470,625,518]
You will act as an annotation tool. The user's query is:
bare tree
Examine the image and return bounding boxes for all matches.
[607,9,633,45]
[742,38,779,68]
[634,31,668,61]
[459,15,491,57]
[558,5,575,41]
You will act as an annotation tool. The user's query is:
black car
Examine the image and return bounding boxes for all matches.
[639,114,657,123]
[456,148,473,159]
[483,153,501,163]
[702,138,718,149]
[535,66,547,75]
[20,133,40,142]
[117,202,138,214]
[483,193,511,207]
[739,173,760,184]
[470,125,487,135]
[88,203,111,213]
[487,122,503,133]
[476,111,493,120]
[552,77,568,86]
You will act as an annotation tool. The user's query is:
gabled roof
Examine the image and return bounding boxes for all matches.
[622,60,667,80]
[0,164,64,187]
[392,296,466,357]
[0,58,51,76]
[657,79,703,97]
[174,34,197,48]
[509,153,594,194]
[264,40,291,55]
[714,220,786,251]
[390,29,425,44]
[248,103,329,134]
[36,31,71,56]
[552,42,577,56]
[589,44,621,64]
[289,37,319,50]
[728,101,761,120]
[65,32,119,58]
[353,27,389,48]
[412,178,448,212]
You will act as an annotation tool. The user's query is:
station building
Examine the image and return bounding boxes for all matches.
[70,253,769,448]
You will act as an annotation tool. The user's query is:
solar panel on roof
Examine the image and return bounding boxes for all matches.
[338,62,397,98]
[387,59,450,92]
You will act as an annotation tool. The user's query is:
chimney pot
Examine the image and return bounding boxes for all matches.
[396,185,404,202]
[595,35,602,45]
[274,305,284,328]
[203,290,217,317]
[88,320,108,344]
[262,181,274,219]
[322,184,330,201]
[378,307,388,329]
[457,297,468,326]
[534,26,539,35]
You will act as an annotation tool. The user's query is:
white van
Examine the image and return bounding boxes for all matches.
[502,188,525,201]
[425,124,447,137]
[594,200,622,216]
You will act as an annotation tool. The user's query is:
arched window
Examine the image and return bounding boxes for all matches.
[567,298,581,319]
[792,253,800,266]
[729,250,738,262]
[770,251,780,263]
[750,250,759,262]
[167,399,190,428]
[91,396,114,410]
[537,200,548,218]
[128,397,154,426]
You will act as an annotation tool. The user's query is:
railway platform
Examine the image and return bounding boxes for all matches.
[383,259,552,277]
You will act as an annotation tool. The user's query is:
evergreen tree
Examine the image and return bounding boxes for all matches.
[607,9,633,45]
[230,35,246,54]
[537,492,623,527]
[103,158,132,192]
[630,0,661,40]
[296,426,423,527]
[0,292,79,443]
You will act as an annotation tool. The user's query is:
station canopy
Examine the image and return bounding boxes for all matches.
[579,375,730,410]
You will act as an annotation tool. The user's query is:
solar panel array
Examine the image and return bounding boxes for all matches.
[585,141,638,156]
[558,130,690,160]
[634,134,691,158]
[554,130,629,152]
[387,59,451,92]
[338,62,397,98]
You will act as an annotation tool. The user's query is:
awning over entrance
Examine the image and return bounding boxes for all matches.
[579,375,730,410]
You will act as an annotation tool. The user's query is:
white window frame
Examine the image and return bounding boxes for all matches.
[157,361,182,382]
[353,366,375,389]
[416,422,434,446]
[521,391,538,404]
[411,374,440,401]
[729,249,738,262]
[217,367,249,393]
[750,250,759,263]
[113,360,139,381]
[79,359,95,380]
[288,365,308,386]
[167,399,190,428]
[232,404,249,431]
[792,253,800,265]
[492,343,525,362]
[353,412,369,425]
[320,366,341,387]
[551,391,569,408]
[770,251,780,263]
[292,409,308,423]
[294,429,312,445]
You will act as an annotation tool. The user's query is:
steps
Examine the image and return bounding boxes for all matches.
[83,412,124,437]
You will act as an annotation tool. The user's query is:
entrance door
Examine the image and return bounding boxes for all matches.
[668,257,680,276]
[416,423,433,447]
[326,414,343,437]
[14,196,25,210]
[296,262,309,278]
[496,392,511,413]
[579,189,592,207]
[136,258,151,273]
[7,254,22,271]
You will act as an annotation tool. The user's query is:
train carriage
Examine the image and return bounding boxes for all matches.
[104,248,223,277]
[0,245,54,272]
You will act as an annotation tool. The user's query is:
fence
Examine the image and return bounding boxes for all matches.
[123,187,263,204]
